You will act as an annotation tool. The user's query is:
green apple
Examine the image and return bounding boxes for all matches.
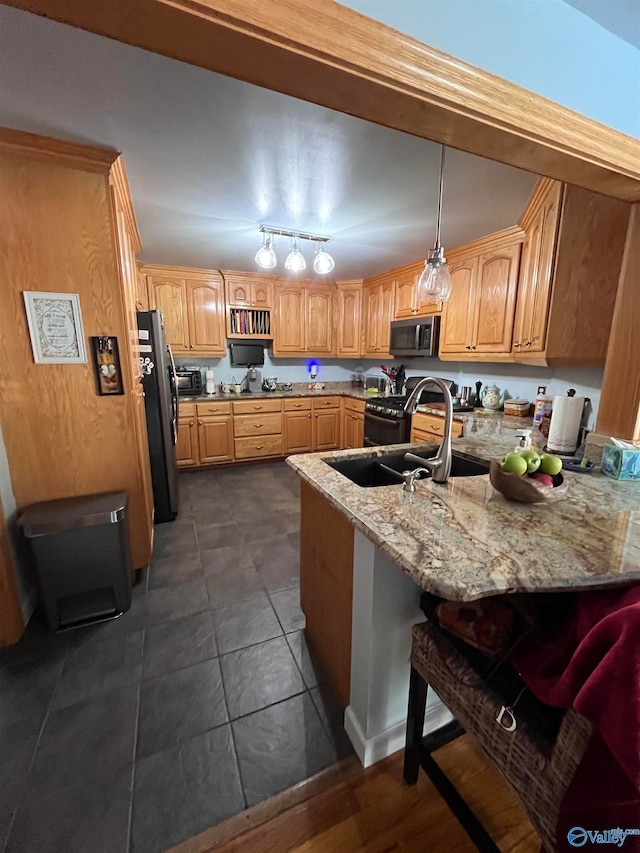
[500,452,528,475]
[539,453,563,476]
[518,449,541,473]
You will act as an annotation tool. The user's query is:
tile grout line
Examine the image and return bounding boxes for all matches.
[127,626,145,853]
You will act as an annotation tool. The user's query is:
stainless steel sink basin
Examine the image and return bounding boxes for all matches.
[326,450,489,487]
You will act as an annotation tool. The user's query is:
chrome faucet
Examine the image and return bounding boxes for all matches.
[403,377,453,484]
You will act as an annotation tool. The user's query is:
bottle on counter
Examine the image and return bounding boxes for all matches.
[533,386,553,427]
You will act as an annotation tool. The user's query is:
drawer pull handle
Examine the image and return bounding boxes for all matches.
[256,444,264,450]
[295,404,302,408]
[253,406,263,410]
[254,423,262,427]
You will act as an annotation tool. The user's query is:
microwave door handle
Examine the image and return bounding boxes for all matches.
[415,324,421,351]
[167,344,179,444]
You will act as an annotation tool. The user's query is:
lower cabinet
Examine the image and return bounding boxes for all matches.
[410,412,464,443]
[233,399,283,460]
[342,398,365,449]
[283,398,313,454]
[312,398,341,451]
[176,416,199,467]
[198,418,234,463]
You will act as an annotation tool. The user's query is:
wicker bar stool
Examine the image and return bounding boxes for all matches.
[404,621,593,852]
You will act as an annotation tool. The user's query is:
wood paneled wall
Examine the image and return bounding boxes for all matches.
[0,146,149,593]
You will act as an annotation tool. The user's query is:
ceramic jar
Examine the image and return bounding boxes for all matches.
[481,384,502,410]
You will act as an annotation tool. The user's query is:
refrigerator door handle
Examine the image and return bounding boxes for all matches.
[167,343,179,445]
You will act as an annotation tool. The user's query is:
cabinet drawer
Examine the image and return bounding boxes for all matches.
[411,427,440,444]
[412,412,464,438]
[233,399,282,415]
[234,434,283,459]
[179,402,196,417]
[196,401,231,416]
[312,397,340,410]
[343,397,365,414]
[284,398,312,412]
[234,413,282,437]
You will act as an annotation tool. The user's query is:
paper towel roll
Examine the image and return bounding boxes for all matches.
[547,395,584,454]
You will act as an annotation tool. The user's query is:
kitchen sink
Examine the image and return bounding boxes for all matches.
[326,450,489,487]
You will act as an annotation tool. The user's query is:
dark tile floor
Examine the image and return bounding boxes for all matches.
[0,462,353,853]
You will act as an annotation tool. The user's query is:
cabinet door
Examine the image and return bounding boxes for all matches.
[472,244,521,353]
[284,411,313,453]
[198,417,234,463]
[176,418,198,467]
[512,232,534,352]
[274,286,306,353]
[439,258,478,354]
[227,279,251,308]
[362,284,380,354]
[135,265,149,311]
[394,273,416,319]
[307,288,334,354]
[378,278,395,354]
[251,281,273,309]
[187,278,226,355]
[313,410,340,451]
[528,183,562,352]
[337,286,361,356]
[410,427,440,444]
[148,276,190,354]
[343,412,364,449]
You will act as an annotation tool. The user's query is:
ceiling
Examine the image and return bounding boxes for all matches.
[0,6,538,280]
[563,0,640,50]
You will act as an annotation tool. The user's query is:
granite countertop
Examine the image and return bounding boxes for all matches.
[286,419,640,601]
[178,382,368,403]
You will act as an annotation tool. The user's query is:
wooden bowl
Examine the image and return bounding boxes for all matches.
[489,460,568,504]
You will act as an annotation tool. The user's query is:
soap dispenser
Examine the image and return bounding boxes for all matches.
[515,429,532,450]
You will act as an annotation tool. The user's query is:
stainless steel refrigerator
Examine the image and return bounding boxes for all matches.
[137,310,180,523]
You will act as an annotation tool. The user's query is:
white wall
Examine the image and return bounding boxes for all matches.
[339,0,640,139]
[177,353,603,428]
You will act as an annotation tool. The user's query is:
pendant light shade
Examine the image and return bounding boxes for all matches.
[254,231,277,269]
[313,243,335,275]
[284,236,306,272]
[417,145,452,303]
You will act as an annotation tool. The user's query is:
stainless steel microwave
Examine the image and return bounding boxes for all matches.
[389,316,440,357]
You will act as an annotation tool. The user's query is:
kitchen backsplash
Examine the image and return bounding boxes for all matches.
[175,351,603,428]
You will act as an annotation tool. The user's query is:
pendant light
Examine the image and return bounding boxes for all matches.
[254,231,277,269]
[284,235,306,272]
[313,242,335,275]
[417,145,452,303]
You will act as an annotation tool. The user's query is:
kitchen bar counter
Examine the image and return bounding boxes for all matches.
[287,425,640,602]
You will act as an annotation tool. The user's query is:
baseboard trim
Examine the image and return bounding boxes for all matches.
[345,702,454,768]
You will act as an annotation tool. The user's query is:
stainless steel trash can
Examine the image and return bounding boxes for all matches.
[17,492,132,631]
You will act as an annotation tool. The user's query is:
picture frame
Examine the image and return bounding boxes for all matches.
[90,336,124,396]
[23,291,87,364]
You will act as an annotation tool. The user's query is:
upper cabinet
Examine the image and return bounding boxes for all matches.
[512,179,630,366]
[393,262,441,319]
[336,281,362,356]
[439,227,523,361]
[362,275,395,357]
[143,265,226,357]
[272,280,335,357]
[224,273,273,309]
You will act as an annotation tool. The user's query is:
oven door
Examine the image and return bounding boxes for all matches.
[363,412,409,447]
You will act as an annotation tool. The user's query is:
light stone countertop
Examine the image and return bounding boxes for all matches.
[287,419,640,601]
[178,382,369,403]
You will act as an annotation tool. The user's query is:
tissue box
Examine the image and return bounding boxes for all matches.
[601,444,640,481]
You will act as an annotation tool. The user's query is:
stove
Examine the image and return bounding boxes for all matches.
[363,377,461,447]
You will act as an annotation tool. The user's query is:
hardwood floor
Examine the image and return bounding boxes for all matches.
[172,736,539,853]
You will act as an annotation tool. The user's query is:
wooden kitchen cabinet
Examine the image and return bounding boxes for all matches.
[233,399,283,460]
[224,272,273,309]
[439,227,522,361]
[393,262,441,319]
[143,264,226,357]
[176,417,198,467]
[272,282,335,356]
[284,410,313,453]
[314,409,340,451]
[336,281,362,356]
[511,179,629,366]
[342,397,365,449]
[410,412,464,442]
[198,417,234,464]
[362,275,395,356]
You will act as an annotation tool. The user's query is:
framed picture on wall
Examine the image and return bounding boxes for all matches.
[90,336,124,396]
[23,291,87,364]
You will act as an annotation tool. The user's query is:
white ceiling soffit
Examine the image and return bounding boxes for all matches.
[0,6,538,280]
[563,0,640,50]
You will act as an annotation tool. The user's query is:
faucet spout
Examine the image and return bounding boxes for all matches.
[404,377,453,483]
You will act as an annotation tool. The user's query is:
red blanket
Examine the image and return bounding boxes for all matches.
[512,584,640,851]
